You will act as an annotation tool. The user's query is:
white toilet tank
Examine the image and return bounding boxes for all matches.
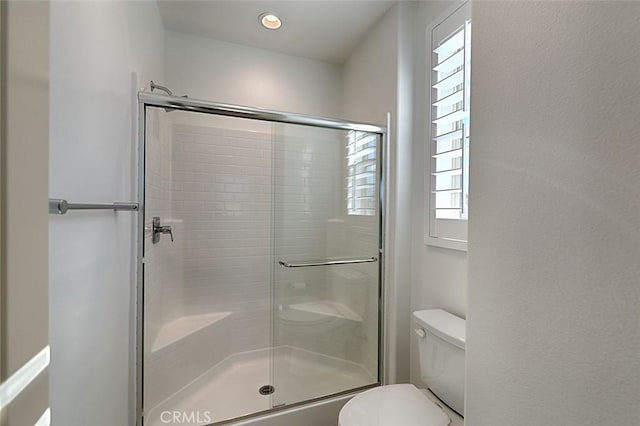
[413,309,465,416]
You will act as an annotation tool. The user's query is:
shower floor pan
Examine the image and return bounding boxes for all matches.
[145,345,376,425]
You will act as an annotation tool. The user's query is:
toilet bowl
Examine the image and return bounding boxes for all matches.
[338,384,449,426]
[338,309,465,426]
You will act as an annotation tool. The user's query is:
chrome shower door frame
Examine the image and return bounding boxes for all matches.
[135,92,387,426]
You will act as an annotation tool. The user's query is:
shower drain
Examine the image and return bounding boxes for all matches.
[259,385,275,395]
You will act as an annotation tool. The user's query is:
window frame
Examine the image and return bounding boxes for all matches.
[346,130,378,217]
[425,1,471,252]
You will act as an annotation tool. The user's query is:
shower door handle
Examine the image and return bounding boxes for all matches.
[152,217,174,244]
[278,257,378,268]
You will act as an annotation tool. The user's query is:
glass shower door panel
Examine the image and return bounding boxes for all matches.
[142,107,275,425]
[272,124,381,407]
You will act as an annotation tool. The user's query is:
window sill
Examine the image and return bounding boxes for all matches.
[425,235,467,252]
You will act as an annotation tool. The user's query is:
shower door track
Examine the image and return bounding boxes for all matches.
[136,91,387,426]
[138,92,386,133]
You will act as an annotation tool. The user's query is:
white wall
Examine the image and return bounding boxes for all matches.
[343,2,415,384]
[49,2,164,425]
[164,31,343,118]
[467,2,640,425]
[409,0,468,388]
[342,5,397,127]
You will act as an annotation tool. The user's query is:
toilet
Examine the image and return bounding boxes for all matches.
[339,309,465,426]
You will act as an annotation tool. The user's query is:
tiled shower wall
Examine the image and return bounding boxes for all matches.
[172,122,272,353]
[273,126,380,374]
[170,121,332,354]
[323,144,380,374]
[272,126,340,308]
[145,108,184,344]
[342,217,380,376]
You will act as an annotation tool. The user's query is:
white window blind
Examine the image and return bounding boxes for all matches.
[346,131,377,216]
[428,2,471,249]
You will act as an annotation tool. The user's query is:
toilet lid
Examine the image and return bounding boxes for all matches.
[339,384,450,426]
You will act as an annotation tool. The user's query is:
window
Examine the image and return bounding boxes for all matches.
[427,2,471,250]
[346,131,377,216]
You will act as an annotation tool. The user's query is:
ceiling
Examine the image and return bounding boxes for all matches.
[157,1,397,64]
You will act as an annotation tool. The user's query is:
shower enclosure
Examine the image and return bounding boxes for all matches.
[136,92,385,425]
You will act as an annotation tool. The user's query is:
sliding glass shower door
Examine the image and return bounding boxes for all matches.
[139,96,383,426]
[271,124,382,407]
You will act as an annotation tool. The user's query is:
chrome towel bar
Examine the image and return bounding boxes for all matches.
[49,198,139,215]
[278,257,378,268]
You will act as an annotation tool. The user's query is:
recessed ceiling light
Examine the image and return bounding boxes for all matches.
[259,13,282,30]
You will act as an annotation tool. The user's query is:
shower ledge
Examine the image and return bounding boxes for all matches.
[152,312,231,353]
[288,300,362,322]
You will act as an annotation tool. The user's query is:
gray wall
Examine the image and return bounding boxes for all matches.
[467,2,640,424]
[1,1,50,425]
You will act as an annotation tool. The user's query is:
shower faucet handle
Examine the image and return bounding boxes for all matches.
[163,226,174,242]
[152,217,174,244]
